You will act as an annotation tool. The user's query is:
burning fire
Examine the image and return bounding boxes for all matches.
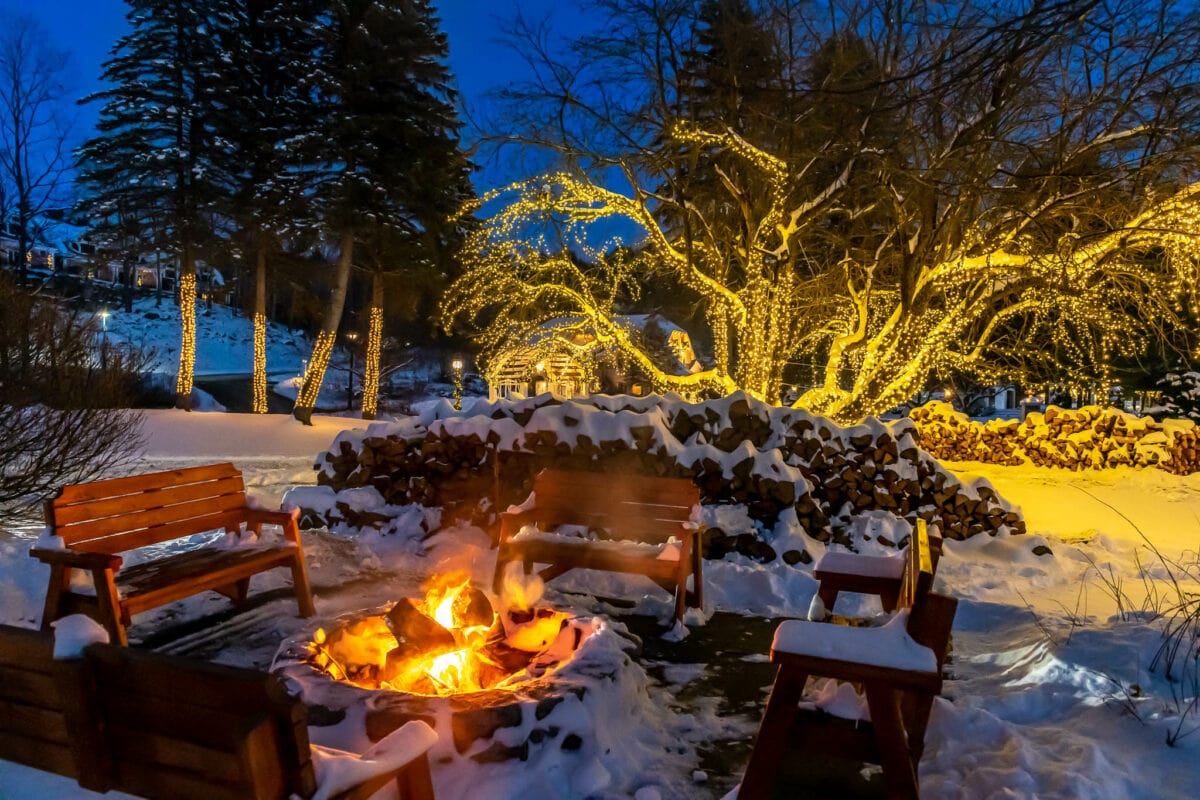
[312,571,572,697]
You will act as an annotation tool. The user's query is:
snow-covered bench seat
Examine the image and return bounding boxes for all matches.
[812,518,943,618]
[738,525,956,800]
[32,463,315,645]
[492,468,703,625]
[0,620,438,800]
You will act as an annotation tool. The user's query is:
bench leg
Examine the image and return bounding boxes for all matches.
[92,568,128,647]
[213,578,251,604]
[492,544,509,595]
[864,682,919,800]
[691,534,704,609]
[290,553,316,618]
[395,753,436,800]
[817,584,840,618]
[40,563,70,631]
[738,664,807,800]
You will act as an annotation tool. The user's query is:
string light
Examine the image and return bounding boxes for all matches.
[176,271,197,405]
[443,122,1200,423]
[252,312,268,414]
[295,329,336,415]
[362,306,382,419]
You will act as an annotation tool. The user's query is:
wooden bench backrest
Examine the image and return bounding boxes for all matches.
[86,642,317,800]
[0,625,111,790]
[531,469,700,543]
[47,463,248,554]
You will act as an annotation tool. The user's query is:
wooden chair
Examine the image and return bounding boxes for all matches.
[32,463,315,645]
[738,528,957,800]
[493,469,703,625]
[812,519,943,618]
[0,623,438,800]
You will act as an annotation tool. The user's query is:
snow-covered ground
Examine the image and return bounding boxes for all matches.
[1,413,1199,799]
[97,296,312,378]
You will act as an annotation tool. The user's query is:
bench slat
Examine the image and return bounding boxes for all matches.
[0,625,56,669]
[57,494,249,549]
[0,698,71,743]
[109,722,249,783]
[53,463,242,506]
[532,474,700,506]
[118,547,297,616]
[0,664,61,707]
[52,475,247,527]
[0,730,77,779]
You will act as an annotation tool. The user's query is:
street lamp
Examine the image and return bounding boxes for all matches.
[451,357,464,410]
[98,309,110,370]
[345,331,359,410]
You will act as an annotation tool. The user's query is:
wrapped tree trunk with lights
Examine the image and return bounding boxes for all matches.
[361,270,384,419]
[207,0,324,415]
[293,0,472,425]
[76,0,224,412]
[445,0,1200,423]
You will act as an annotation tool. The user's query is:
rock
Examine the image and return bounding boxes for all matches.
[782,549,812,566]
[1032,544,1053,557]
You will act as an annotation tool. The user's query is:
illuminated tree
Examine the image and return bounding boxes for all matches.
[77,0,223,411]
[293,0,470,424]
[445,0,1200,423]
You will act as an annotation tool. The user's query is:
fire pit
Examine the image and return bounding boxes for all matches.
[272,570,653,768]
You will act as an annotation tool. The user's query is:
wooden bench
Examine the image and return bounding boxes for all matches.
[493,469,704,625]
[812,519,943,618]
[32,463,315,645]
[0,623,437,800]
[738,525,956,800]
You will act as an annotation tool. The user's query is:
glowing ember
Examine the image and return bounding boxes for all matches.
[310,573,574,697]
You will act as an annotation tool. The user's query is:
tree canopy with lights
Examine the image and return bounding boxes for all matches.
[444,0,1200,423]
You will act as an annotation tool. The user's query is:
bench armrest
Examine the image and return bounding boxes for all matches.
[498,508,538,542]
[771,649,942,694]
[243,507,302,544]
[317,720,438,800]
[243,507,300,526]
[30,548,122,571]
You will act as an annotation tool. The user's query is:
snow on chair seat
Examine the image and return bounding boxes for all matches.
[493,468,704,626]
[812,518,942,619]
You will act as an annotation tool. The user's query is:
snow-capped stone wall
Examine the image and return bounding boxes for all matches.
[908,401,1200,471]
[308,393,1023,547]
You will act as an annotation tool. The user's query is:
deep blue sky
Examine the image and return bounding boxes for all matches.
[10,0,599,190]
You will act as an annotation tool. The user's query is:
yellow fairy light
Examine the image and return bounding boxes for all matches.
[175,271,197,407]
[442,121,1200,424]
[295,329,336,420]
[252,312,267,414]
[362,306,382,419]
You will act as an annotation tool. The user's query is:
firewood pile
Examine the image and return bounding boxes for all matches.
[908,401,1186,471]
[308,393,1024,549]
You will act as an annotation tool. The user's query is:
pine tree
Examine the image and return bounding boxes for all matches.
[293,0,472,424]
[76,0,224,410]
[208,0,324,413]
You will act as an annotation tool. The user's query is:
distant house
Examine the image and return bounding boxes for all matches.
[487,314,703,401]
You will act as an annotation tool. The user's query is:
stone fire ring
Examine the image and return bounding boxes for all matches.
[271,606,646,765]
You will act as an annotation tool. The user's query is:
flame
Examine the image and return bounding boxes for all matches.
[314,575,576,697]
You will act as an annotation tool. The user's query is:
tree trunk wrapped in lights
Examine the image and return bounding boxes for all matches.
[175,268,197,410]
[252,244,269,414]
[444,0,1200,424]
[294,232,354,425]
[361,273,384,420]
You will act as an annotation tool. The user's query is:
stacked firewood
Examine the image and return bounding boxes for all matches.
[910,401,1171,470]
[312,393,1024,547]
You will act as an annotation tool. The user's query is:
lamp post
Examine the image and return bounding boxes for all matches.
[345,331,359,411]
[451,357,464,410]
[99,309,110,370]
